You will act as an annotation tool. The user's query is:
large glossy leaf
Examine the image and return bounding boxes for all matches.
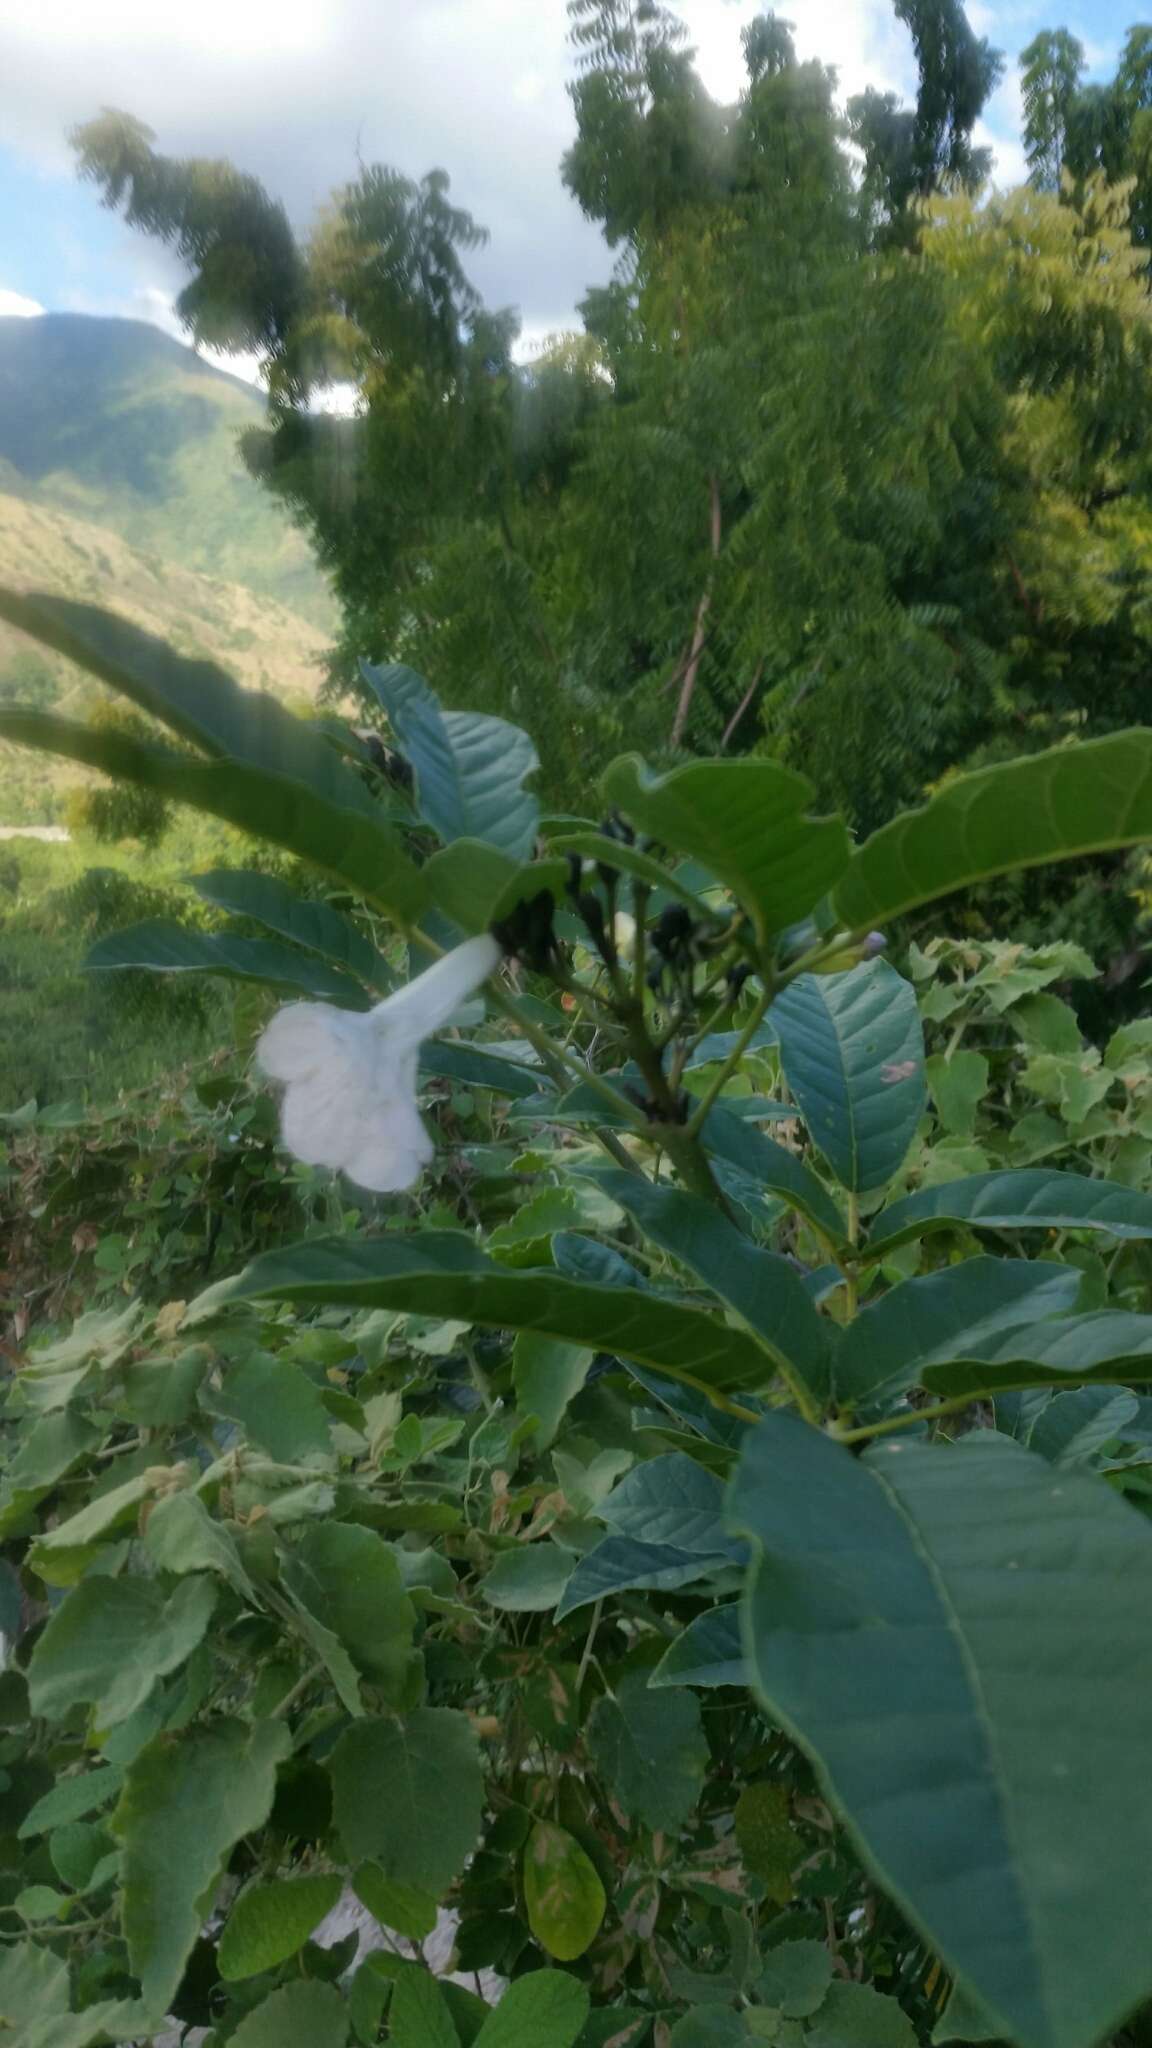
[602,756,851,941]
[835,1259,1082,1414]
[555,1534,734,1618]
[0,592,377,812]
[363,661,539,860]
[0,708,426,921]
[918,1310,1152,1398]
[697,1105,847,1243]
[557,1453,745,1618]
[597,1175,832,1407]
[419,1039,552,1099]
[114,1718,290,2018]
[190,869,392,990]
[770,961,925,1193]
[85,919,369,1005]
[834,728,1152,932]
[189,1234,777,1392]
[729,1415,1152,2048]
[866,1168,1152,1260]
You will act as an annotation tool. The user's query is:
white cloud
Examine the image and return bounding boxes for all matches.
[0,288,45,318]
[681,0,915,109]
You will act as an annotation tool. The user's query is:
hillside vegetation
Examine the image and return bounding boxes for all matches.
[0,312,334,627]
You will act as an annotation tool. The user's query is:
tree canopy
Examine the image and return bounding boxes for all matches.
[67,6,1152,850]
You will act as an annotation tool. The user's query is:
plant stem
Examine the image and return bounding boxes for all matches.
[833,1394,975,1445]
[683,983,773,1138]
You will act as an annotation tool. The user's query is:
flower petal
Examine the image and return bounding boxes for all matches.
[372,932,502,1045]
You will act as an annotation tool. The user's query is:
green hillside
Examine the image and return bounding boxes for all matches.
[0,491,334,824]
[0,313,334,627]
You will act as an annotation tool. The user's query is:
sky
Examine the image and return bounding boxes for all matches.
[0,0,1139,383]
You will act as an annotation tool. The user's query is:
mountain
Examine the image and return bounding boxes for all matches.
[0,314,333,628]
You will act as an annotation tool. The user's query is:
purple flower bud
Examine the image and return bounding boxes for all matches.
[862,931,887,957]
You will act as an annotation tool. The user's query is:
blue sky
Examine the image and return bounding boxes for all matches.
[0,0,1143,374]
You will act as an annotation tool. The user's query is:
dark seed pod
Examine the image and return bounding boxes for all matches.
[651,903,694,961]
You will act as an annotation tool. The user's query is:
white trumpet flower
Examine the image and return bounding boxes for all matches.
[257,933,503,1194]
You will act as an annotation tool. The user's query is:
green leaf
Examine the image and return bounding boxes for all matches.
[279,1522,416,1692]
[598,1451,736,1555]
[27,1574,217,1727]
[1028,1386,1139,1466]
[352,1863,438,1940]
[756,1938,833,2016]
[202,1351,333,1465]
[49,1819,112,1893]
[523,1820,606,1960]
[596,1177,832,1407]
[0,1942,140,2048]
[364,661,539,860]
[420,1039,551,1099]
[926,1052,989,1138]
[770,962,925,1194]
[697,1107,846,1244]
[916,1311,1152,1399]
[480,1544,576,1612]
[734,1783,797,1903]
[86,918,368,1004]
[806,1981,917,2048]
[229,1980,349,2048]
[190,1234,775,1393]
[0,706,426,921]
[389,1969,462,2048]
[834,1259,1082,1414]
[513,1332,593,1447]
[931,1981,1003,2043]
[191,868,391,990]
[588,1671,708,1833]
[556,1535,734,1619]
[328,1708,483,1894]
[0,592,355,795]
[603,756,850,942]
[729,1414,1152,2048]
[551,830,714,914]
[143,1490,258,1602]
[425,842,566,932]
[557,1453,745,1618]
[834,730,1152,932]
[668,2010,748,2047]
[6,1411,102,1490]
[34,1468,154,1550]
[866,1168,1152,1260]
[652,1605,747,1690]
[218,1873,344,1980]
[19,1766,124,1839]
[473,1970,590,2048]
[114,1716,290,2016]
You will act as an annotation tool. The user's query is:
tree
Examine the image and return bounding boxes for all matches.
[848,0,1002,229]
[1020,28,1086,190]
[67,7,1152,850]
